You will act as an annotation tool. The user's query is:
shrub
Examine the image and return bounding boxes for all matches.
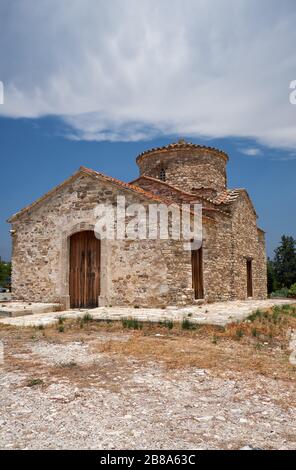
[121,318,142,329]
[235,328,244,339]
[181,318,196,330]
[159,319,174,329]
[288,283,296,298]
[247,309,265,322]
[270,287,289,298]
[164,320,174,330]
[81,313,93,323]
[281,303,292,311]
[251,328,258,337]
[212,335,218,344]
[27,378,43,387]
[272,305,281,315]
[290,306,296,317]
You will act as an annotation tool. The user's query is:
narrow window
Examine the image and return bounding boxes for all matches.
[192,247,204,299]
[159,168,166,181]
[246,259,253,298]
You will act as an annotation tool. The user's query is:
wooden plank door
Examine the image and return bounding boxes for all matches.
[247,259,253,298]
[192,247,204,299]
[69,231,100,308]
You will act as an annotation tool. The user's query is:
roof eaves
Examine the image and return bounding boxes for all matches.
[131,175,231,216]
[8,166,215,224]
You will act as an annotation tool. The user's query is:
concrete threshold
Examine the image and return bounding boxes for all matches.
[0,301,62,318]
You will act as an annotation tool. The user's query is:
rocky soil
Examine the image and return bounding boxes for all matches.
[0,320,296,450]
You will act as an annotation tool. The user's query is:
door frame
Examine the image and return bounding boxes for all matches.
[69,230,101,309]
[59,222,109,309]
[246,258,253,298]
[191,246,204,300]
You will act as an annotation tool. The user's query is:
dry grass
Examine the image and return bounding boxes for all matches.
[95,331,293,380]
[89,304,296,380]
[1,304,296,385]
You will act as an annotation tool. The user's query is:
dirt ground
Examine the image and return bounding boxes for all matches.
[1,306,296,450]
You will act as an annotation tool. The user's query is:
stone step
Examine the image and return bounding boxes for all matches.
[0,302,62,318]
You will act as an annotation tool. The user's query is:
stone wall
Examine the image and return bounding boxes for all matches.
[199,195,267,302]
[10,161,267,308]
[107,238,193,307]
[229,192,267,300]
[202,213,234,302]
[134,179,267,301]
[10,173,196,308]
[137,148,228,193]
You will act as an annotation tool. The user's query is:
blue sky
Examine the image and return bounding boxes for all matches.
[0,116,295,260]
[0,0,296,260]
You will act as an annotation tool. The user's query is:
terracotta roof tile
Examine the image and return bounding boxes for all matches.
[131,175,240,210]
[212,189,241,205]
[8,166,215,223]
[81,167,214,220]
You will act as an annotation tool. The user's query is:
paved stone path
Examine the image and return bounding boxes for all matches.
[0,299,292,327]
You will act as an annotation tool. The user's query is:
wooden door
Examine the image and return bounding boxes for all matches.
[247,259,253,298]
[192,247,204,299]
[69,231,101,308]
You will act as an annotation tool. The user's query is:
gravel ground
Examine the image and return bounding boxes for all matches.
[1,326,296,450]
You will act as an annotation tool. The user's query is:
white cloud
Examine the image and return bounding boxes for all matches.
[0,0,296,148]
[240,147,262,156]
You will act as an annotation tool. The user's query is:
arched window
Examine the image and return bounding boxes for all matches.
[159,168,166,181]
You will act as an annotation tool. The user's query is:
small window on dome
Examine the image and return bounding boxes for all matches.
[159,168,166,181]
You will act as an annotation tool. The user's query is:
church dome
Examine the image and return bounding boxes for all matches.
[136,139,229,193]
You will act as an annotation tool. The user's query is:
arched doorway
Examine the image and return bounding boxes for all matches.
[69,231,101,308]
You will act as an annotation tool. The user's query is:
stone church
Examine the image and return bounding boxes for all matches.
[8,140,267,309]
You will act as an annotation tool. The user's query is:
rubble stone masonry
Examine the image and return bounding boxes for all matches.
[9,141,267,308]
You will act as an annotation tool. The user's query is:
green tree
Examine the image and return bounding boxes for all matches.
[273,235,296,288]
[267,257,276,294]
[0,261,11,288]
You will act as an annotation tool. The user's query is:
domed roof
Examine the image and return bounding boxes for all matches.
[136,139,229,163]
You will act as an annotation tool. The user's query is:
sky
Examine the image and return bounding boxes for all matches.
[0,0,296,260]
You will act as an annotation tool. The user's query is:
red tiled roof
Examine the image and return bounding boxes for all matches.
[8,166,215,223]
[81,167,175,205]
[212,189,241,205]
[131,175,240,208]
[130,175,197,197]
